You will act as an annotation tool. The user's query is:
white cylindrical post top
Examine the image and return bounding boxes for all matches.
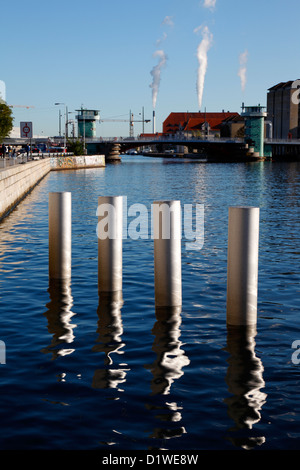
[97,196,123,295]
[49,192,72,280]
[153,200,182,308]
[227,206,260,326]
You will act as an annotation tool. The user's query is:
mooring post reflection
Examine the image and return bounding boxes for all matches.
[150,306,190,395]
[92,292,129,390]
[42,279,77,360]
[146,306,190,441]
[224,325,267,449]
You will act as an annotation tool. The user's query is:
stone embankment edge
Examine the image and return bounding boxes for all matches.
[0,159,51,221]
[0,155,106,221]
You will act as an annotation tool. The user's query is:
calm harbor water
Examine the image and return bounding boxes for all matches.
[0,155,299,451]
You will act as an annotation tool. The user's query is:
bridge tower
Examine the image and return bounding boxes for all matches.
[241,104,267,158]
[76,108,100,138]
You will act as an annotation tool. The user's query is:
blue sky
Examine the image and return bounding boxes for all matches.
[1,0,299,137]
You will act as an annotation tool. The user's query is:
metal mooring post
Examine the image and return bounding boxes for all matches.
[153,200,182,309]
[49,192,72,281]
[226,206,260,326]
[97,196,123,300]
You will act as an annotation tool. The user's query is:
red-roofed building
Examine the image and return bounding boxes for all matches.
[139,132,163,139]
[163,112,243,137]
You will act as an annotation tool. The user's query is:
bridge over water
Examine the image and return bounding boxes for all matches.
[85,136,300,162]
[85,136,247,161]
[3,135,300,162]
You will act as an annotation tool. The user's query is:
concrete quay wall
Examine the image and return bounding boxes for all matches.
[50,154,105,170]
[0,159,51,220]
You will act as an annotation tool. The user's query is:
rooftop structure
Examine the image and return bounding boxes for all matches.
[163,112,241,137]
[76,108,100,139]
[267,80,300,139]
[241,104,267,157]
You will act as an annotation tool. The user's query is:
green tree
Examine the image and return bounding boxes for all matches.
[0,102,14,143]
[67,139,84,156]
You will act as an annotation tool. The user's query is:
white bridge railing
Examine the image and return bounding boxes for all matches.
[265,138,300,145]
[86,136,245,144]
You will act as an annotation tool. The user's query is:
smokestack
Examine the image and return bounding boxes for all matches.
[153,110,156,134]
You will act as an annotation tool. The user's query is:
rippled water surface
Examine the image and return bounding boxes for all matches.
[0,156,299,450]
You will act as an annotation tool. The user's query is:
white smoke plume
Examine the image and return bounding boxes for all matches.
[203,0,216,10]
[238,50,248,92]
[150,49,167,109]
[156,32,167,47]
[149,17,173,109]
[196,26,213,109]
[162,15,174,27]
[0,80,6,102]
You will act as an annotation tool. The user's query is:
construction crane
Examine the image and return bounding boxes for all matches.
[100,110,150,137]
[9,105,35,109]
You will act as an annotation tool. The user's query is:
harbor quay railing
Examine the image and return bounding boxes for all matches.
[264,138,300,145]
[85,136,300,145]
[0,155,29,167]
[85,136,245,144]
[0,153,74,169]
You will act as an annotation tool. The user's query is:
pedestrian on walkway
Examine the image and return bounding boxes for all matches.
[1,144,6,158]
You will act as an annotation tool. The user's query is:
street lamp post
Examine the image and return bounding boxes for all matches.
[66,111,76,139]
[65,106,68,139]
[83,116,86,154]
[58,109,62,137]
[55,102,67,153]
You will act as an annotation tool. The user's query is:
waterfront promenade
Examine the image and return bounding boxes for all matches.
[0,154,105,220]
